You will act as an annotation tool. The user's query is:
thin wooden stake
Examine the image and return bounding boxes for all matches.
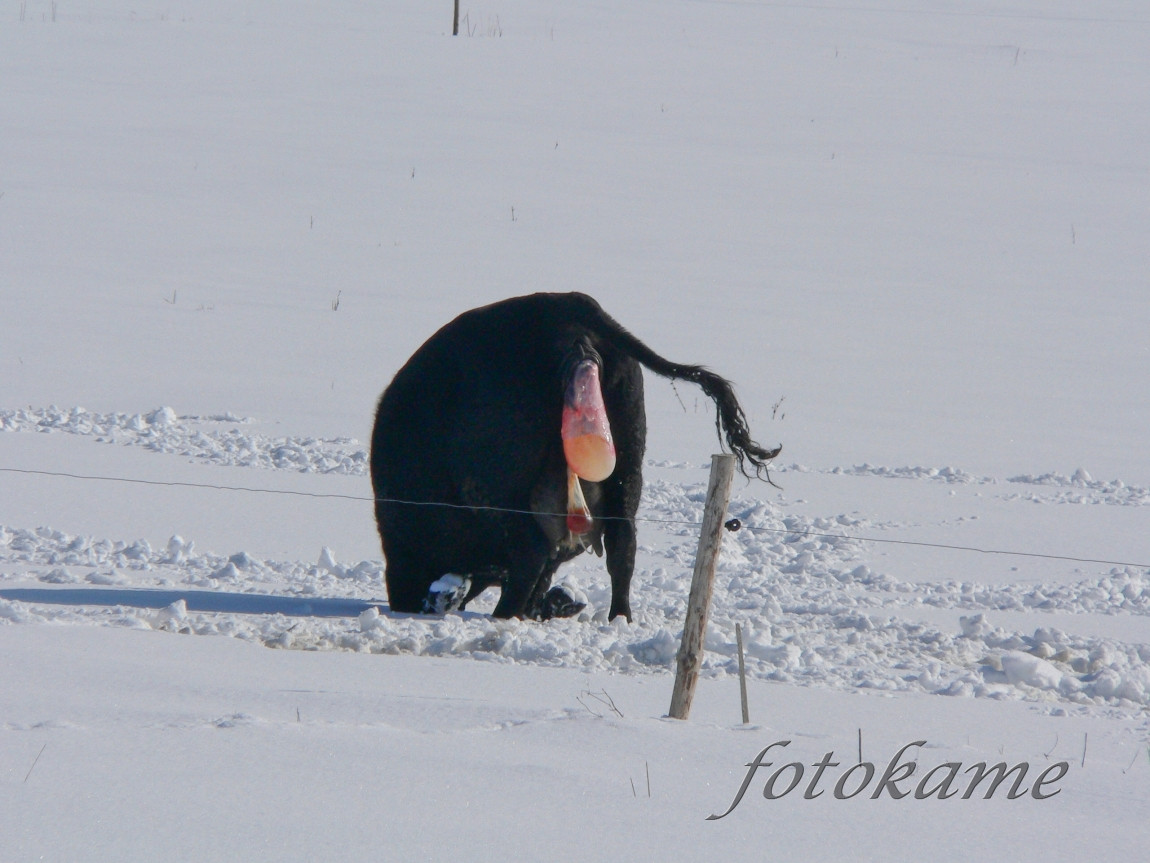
[24,744,47,783]
[669,454,735,720]
[1123,748,1139,774]
[735,623,750,724]
[452,0,459,36]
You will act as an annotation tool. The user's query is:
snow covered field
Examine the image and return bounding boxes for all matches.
[2,1,1148,860]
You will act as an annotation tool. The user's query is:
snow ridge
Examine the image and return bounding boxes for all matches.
[4,406,1149,713]
[0,405,367,474]
[7,406,1147,507]
[4,483,1149,714]
[1006,469,1150,507]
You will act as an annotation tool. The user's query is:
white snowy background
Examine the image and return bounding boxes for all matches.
[2,1,1148,860]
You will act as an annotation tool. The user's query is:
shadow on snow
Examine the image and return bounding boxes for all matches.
[0,587,390,618]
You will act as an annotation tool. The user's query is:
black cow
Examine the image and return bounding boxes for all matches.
[370,292,779,622]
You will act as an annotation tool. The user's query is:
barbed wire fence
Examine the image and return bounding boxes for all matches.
[2,465,1146,570]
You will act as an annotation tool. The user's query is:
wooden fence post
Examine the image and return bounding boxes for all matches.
[736,622,750,724]
[668,453,735,720]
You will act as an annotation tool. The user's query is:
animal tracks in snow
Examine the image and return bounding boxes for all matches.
[2,405,1149,715]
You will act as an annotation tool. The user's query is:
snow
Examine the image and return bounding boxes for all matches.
[2,0,1149,860]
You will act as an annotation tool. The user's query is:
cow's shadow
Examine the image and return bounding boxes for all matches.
[0,587,403,619]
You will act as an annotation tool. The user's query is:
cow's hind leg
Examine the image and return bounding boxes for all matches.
[490,517,571,619]
[458,567,503,610]
[604,515,636,622]
[383,552,442,615]
[600,364,645,623]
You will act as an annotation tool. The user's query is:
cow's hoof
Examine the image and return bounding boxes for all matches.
[607,599,633,623]
[539,585,586,620]
[423,574,471,615]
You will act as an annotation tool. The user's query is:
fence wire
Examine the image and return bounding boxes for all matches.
[2,465,1146,570]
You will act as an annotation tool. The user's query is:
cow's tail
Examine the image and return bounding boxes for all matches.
[571,294,781,480]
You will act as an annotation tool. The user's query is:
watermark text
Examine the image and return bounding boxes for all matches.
[709,740,1069,820]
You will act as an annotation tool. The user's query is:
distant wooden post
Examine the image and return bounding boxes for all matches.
[669,453,735,720]
[736,622,750,724]
[453,0,459,35]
